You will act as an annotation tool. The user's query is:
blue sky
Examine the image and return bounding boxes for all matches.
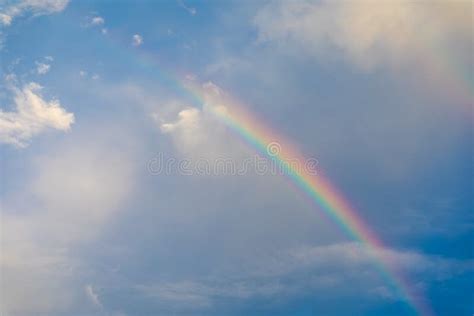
[0,1,472,315]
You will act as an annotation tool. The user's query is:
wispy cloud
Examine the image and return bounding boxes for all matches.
[85,284,102,308]
[90,16,104,26]
[34,56,54,74]
[0,0,69,27]
[78,70,100,80]
[35,62,50,75]
[82,14,107,35]
[132,34,143,47]
[0,0,69,50]
[177,0,197,16]
[134,242,472,310]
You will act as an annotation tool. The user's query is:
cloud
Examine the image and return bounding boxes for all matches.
[78,70,100,80]
[0,82,74,147]
[0,223,76,315]
[136,280,282,310]
[31,144,137,235]
[1,126,141,314]
[286,242,428,274]
[254,0,472,71]
[156,105,221,159]
[82,14,105,29]
[133,241,472,311]
[35,56,53,74]
[90,16,104,26]
[35,61,50,74]
[85,284,102,307]
[137,282,213,308]
[160,107,200,133]
[177,0,197,16]
[132,34,143,47]
[81,14,108,36]
[0,13,12,26]
[154,81,252,162]
[0,0,68,49]
[0,0,69,27]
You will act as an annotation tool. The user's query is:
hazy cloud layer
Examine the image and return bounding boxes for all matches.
[1,126,141,315]
[254,0,472,70]
[133,241,470,313]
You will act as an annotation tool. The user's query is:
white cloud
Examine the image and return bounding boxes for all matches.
[160,107,200,133]
[23,0,69,14]
[132,34,143,47]
[0,13,12,26]
[35,56,53,74]
[85,284,102,307]
[287,242,427,272]
[177,0,197,16]
[155,82,245,160]
[157,106,222,159]
[0,0,69,27]
[35,61,51,74]
[254,0,472,71]
[90,16,104,26]
[82,14,107,34]
[0,82,74,147]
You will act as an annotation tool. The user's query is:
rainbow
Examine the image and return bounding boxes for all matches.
[96,32,434,315]
[183,80,433,316]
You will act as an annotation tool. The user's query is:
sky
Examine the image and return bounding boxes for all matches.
[0,1,472,315]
